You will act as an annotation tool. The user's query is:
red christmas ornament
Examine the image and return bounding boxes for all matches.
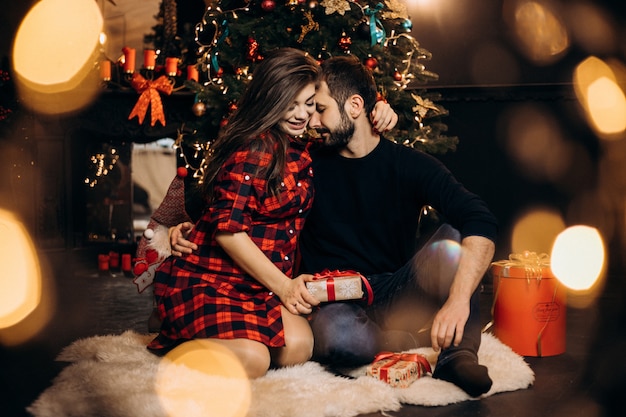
[393,70,403,81]
[364,56,378,70]
[176,167,188,178]
[220,118,229,128]
[246,37,263,61]
[228,103,238,113]
[261,0,275,11]
[338,32,352,51]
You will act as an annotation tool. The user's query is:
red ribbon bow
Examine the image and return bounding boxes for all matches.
[373,351,432,379]
[312,269,374,305]
[128,73,173,127]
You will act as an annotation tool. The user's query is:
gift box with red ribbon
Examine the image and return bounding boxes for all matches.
[366,352,432,388]
[306,270,374,305]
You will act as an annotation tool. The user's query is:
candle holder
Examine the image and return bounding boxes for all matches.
[98,47,194,93]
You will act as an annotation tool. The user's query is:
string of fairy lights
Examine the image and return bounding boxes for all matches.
[84,148,120,188]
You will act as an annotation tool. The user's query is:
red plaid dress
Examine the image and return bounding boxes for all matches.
[148,135,314,352]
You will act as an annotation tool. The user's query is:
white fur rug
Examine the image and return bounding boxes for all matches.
[27,331,533,417]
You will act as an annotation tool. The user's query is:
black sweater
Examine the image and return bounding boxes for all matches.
[298,138,498,276]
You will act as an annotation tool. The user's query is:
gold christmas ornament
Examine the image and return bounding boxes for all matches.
[382,0,409,20]
[298,11,320,43]
[192,101,207,117]
[411,93,440,119]
[321,0,351,15]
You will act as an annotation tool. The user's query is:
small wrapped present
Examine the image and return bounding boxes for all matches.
[366,352,432,388]
[306,270,373,305]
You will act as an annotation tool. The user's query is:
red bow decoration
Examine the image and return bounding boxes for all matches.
[128,73,173,127]
[312,269,374,306]
[373,352,432,379]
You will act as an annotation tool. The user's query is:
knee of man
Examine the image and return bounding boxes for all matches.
[310,303,381,367]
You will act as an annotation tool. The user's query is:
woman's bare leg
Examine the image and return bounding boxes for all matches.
[208,338,272,379]
[270,306,314,367]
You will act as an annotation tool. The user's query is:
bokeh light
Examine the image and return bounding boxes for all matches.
[565,2,618,56]
[551,225,605,308]
[0,209,41,329]
[574,56,626,137]
[156,339,251,417]
[0,208,55,346]
[504,0,569,65]
[499,103,573,183]
[566,189,615,248]
[12,0,103,115]
[511,207,566,255]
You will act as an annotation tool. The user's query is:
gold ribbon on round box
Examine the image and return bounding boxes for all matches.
[490,251,566,357]
[306,269,374,305]
[491,251,551,283]
[366,352,432,388]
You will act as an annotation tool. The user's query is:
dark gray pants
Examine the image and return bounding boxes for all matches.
[309,224,482,368]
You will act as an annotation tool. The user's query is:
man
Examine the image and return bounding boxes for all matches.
[297,56,497,397]
[169,56,497,396]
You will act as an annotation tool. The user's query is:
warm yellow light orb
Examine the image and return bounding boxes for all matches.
[574,56,626,136]
[0,209,42,329]
[551,225,605,291]
[511,0,569,64]
[512,208,565,255]
[156,339,251,417]
[12,0,104,114]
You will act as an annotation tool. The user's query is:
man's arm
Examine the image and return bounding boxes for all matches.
[431,235,495,351]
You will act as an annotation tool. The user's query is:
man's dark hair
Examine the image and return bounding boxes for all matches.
[319,55,378,116]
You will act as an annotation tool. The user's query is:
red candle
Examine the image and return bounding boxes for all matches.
[109,251,120,269]
[122,46,136,73]
[98,254,110,271]
[165,57,178,76]
[187,65,199,82]
[100,60,111,81]
[143,49,156,70]
[122,254,132,272]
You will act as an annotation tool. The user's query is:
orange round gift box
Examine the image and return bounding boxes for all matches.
[491,262,566,357]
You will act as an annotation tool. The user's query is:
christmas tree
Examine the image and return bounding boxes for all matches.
[145,0,458,174]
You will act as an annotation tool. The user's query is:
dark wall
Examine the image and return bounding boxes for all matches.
[431,85,602,262]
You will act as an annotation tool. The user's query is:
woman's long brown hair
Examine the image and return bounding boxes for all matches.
[200,48,319,202]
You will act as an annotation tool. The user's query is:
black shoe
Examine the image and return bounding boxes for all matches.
[433,355,492,397]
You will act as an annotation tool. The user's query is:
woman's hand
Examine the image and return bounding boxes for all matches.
[370,100,398,133]
[169,222,197,256]
[276,273,320,315]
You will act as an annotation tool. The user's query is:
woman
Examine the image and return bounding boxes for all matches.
[149,48,397,378]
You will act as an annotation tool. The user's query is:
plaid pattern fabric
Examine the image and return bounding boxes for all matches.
[148,135,314,351]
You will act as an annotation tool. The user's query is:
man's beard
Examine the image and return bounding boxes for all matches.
[318,111,354,149]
